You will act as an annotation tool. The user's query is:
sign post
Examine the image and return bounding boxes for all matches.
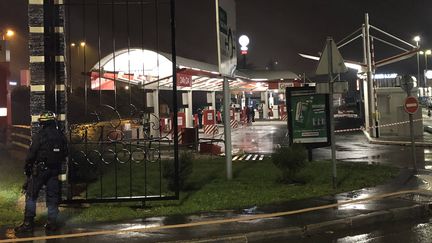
[400,75,418,172]
[316,37,348,188]
[216,0,237,180]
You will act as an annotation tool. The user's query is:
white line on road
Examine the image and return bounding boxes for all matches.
[252,154,258,160]
[259,155,264,160]
[232,155,239,161]
[245,154,252,161]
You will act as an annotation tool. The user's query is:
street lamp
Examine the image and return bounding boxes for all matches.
[238,35,249,69]
[1,29,14,40]
[70,41,86,57]
[413,36,421,86]
[69,41,87,92]
[0,28,14,139]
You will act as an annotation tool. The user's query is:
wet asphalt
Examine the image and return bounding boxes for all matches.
[231,117,431,170]
[278,216,432,243]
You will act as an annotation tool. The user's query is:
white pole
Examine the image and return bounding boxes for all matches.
[150,89,160,138]
[327,37,337,188]
[211,91,217,111]
[263,91,269,119]
[365,13,376,137]
[185,90,193,127]
[223,77,232,180]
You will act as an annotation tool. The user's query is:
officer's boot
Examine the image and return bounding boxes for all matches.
[44,218,58,231]
[14,217,34,233]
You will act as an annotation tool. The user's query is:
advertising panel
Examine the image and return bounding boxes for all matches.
[286,87,330,148]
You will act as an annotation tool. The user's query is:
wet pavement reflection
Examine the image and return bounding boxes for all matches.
[281,217,432,243]
[227,119,431,170]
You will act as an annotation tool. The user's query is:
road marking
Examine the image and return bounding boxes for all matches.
[252,154,258,161]
[259,155,264,160]
[232,155,239,161]
[245,154,252,161]
[0,190,422,243]
[238,155,246,161]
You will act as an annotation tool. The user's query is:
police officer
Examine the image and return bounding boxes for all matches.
[14,111,68,233]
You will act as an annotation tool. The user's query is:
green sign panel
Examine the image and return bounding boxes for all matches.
[219,7,228,35]
[286,87,330,148]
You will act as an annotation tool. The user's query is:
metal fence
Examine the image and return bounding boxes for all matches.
[9,125,32,150]
[62,0,180,204]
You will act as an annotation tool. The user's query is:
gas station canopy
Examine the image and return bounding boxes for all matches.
[91,49,300,92]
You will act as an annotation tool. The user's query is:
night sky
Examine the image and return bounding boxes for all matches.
[1,0,431,81]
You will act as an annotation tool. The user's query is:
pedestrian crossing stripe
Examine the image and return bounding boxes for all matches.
[233,154,265,161]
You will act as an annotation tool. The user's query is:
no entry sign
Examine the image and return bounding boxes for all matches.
[404,96,419,114]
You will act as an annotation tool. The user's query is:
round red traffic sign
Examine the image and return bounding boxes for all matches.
[404,96,419,114]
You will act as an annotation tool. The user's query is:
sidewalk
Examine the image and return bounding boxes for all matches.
[1,169,431,242]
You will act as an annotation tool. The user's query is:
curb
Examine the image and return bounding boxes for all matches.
[182,203,432,242]
[363,130,432,147]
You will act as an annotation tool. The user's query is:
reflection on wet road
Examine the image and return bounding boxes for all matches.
[227,120,431,169]
[314,132,427,168]
[285,217,432,243]
[230,124,286,154]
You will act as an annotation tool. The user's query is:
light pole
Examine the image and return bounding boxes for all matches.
[70,41,86,58]
[421,49,432,96]
[1,29,14,40]
[420,50,432,70]
[413,36,421,86]
[0,28,14,142]
[69,41,86,92]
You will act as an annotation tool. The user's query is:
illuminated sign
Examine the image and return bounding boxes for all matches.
[177,73,192,87]
[373,73,398,79]
[0,108,7,117]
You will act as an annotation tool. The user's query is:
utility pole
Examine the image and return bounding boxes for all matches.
[326,37,337,189]
[364,13,376,138]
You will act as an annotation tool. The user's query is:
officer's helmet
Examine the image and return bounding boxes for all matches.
[38,111,56,125]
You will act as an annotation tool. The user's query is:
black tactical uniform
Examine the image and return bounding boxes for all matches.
[15,111,68,233]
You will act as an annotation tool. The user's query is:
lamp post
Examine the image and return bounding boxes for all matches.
[0,28,14,143]
[70,41,86,58]
[420,49,432,72]
[421,49,432,96]
[1,29,14,40]
[413,36,421,86]
[69,41,86,92]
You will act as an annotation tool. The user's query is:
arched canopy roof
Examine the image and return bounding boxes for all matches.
[91,48,300,91]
